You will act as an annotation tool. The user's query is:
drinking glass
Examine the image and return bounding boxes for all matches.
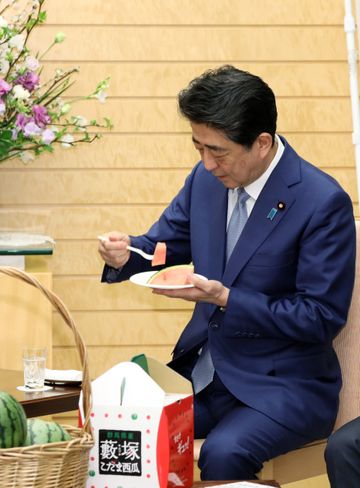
[22,347,47,389]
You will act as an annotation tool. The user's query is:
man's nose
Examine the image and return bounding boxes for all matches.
[202,149,218,171]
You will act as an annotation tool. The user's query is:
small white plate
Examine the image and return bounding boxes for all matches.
[130,270,207,290]
[17,385,53,392]
[44,369,82,386]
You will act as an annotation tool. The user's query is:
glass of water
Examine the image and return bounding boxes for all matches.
[22,347,47,389]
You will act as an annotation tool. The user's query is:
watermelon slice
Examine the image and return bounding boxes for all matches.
[151,242,167,266]
[148,264,194,286]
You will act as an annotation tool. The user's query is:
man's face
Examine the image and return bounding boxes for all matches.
[191,122,275,188]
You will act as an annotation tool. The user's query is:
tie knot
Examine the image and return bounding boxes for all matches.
[238,188,250,207]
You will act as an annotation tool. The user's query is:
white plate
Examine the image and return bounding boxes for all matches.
[17,385,53,392]
[130,270,207,290]
[0,232,55,249]
[44,369,82,385]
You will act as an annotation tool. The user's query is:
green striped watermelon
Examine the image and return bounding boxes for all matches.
[24,418,71,445]
[0,391,27,448]
[148,264,194,285]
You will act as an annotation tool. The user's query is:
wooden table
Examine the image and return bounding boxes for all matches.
[192,481,280,487]
[0,369,81,417]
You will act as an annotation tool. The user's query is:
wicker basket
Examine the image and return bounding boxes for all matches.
[0,266,93,488]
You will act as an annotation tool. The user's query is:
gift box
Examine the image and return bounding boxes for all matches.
[81,355,194,488]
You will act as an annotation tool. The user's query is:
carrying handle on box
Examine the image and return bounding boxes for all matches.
[0,266,92,435]
[131,353,149,374]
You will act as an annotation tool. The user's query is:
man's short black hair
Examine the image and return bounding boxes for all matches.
[178,65,277,148]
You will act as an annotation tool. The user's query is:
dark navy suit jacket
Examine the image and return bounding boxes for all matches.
[103,136,356,440]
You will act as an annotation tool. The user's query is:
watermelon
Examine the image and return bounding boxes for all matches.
[24,418,72,446]
[0,391,27,448]
[151,242,167,266]
[148,264,194,285]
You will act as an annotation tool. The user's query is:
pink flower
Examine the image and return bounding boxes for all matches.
[32,105,51,128]
[0,78,11,96]
[25,56,40,71]
[15,113,31,129]
[15,71,39,92]
[41,128,55,145]
[23,121,42,137]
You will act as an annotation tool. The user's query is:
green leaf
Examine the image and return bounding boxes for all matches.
[104,117,114,130]
[0,130,15,159]
[39,11,47,24]
[26,19,37,31]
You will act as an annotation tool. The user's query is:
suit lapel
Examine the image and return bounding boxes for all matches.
[222,139,301,286]
[207,183,228,280]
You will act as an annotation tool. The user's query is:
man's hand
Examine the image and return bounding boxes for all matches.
[152,273,229,308]
[98,231,131,269]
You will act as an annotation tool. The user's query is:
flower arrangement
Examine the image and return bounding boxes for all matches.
[0,0,112,164]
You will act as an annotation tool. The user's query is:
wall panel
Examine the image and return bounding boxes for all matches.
[53,311,192,346]
[30,26,347,62]
[0,169,189,205]
[44,0,344,26]
[39,62,349,98]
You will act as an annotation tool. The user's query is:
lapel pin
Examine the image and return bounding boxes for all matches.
[277,201,286,210]
[267,208,278,221]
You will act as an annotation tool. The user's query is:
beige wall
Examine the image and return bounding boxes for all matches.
[0,1,356,409]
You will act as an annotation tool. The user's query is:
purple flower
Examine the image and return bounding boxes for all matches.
[32,105,51,128]
[23,121,42,137]
[0,79,11,96]
[15,71,39,92]
[15,113,31,129]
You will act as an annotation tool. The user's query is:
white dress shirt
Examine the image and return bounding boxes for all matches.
[227,134,285,226]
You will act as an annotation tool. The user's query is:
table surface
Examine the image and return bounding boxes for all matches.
[0,369,81,417]
[192,481,280,487]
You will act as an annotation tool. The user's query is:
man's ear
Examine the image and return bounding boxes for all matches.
[257,133,274,157]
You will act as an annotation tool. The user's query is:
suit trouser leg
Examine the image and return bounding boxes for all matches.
[194,374,315,481]
[325,416,360,488]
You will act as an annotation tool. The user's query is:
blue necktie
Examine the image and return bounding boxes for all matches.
[191,342,214,394]
[226,188,250,261]
[191,188,250,394]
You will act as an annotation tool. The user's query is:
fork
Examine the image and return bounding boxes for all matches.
[126,245,153,260]
[98,236,154,260]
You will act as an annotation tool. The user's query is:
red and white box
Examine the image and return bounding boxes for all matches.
[81,356,194,488]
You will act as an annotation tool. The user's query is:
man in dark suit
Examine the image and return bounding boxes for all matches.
[325,417,360,487]
[98,65,356,480]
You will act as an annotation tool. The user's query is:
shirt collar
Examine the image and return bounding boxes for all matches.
[244,134,284,201]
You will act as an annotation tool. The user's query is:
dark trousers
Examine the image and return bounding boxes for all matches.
[325,416,360,488]
[194,373,313,480]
